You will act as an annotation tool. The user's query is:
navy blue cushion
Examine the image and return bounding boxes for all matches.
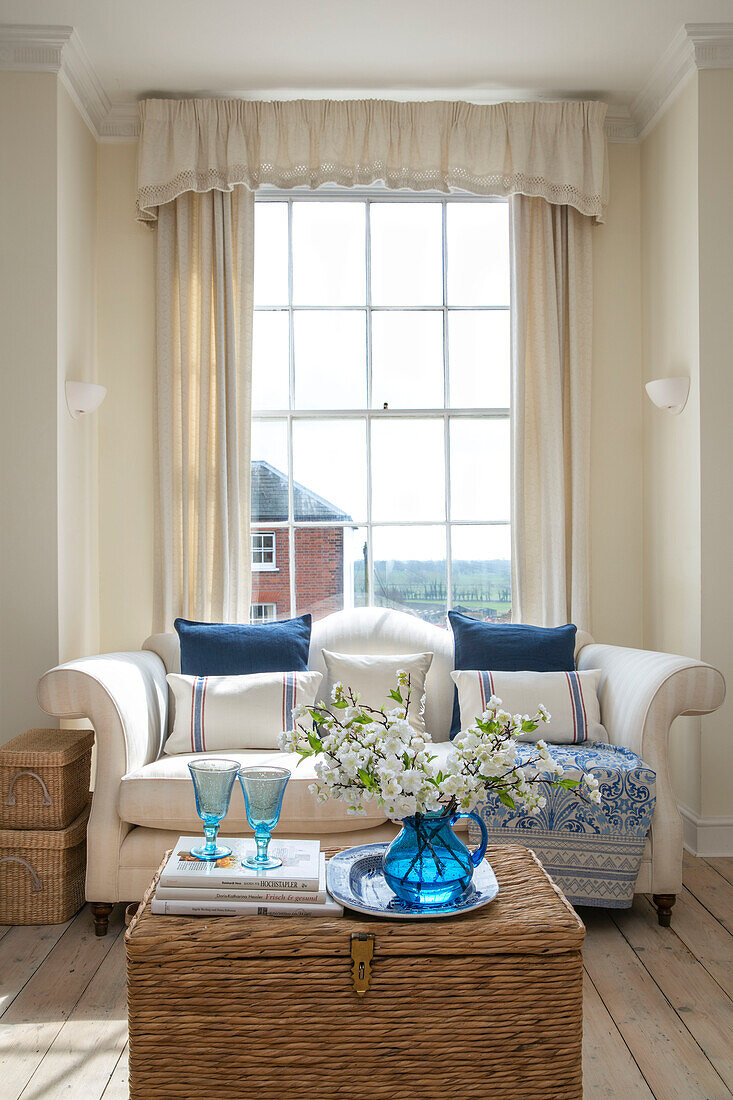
[175,615,312,676]
[448,612,577,737]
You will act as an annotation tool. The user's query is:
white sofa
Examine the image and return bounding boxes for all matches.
[37,607,725,934]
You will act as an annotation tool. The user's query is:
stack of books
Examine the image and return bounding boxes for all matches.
[151,837,343,917]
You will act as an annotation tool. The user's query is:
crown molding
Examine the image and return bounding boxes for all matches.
[4,22,733,146]
[0,23,110,139]
[99,102,139,142]
[632,23,733,141]
[604,107,638,143]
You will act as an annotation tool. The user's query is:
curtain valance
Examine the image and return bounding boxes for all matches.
[137,97,609,224]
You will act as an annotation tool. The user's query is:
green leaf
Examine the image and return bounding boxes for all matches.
[331,698,349,709]
[557,777,581,790]
[497,790,516,809]
[389,688,403,704]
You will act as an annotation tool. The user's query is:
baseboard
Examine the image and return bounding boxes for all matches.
[679,803,733,857]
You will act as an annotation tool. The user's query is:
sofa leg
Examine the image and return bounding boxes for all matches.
[90,902,114,936]
[653,893,676,927]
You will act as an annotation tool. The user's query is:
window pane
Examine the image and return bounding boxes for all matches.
[252,311,290,410]
[451,525,511,622]
[373,526,447,625]
[251,419,289,522]
[371,419,445,522]
[446,202,509,306]
[292,419,367,523]
[448,311,510,408]
[450,418,510,521]
[251,525,290,619]
[295,525,368,622]
[293,310,366,409]
[254,202,288,306]
[371,312,444,409]
[292,202,365,305]
[370,203,442,306]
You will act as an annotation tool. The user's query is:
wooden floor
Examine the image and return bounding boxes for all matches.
[1,851,732,1098]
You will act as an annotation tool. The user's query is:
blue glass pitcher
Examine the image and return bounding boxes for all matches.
[382,810,489,908]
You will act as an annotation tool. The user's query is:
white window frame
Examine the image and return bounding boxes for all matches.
[250,602,278,623]
[253,189,511,619]
[251,530,277,572]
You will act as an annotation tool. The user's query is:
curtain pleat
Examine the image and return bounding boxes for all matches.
[154,187,254,630]
[510,195,592,629]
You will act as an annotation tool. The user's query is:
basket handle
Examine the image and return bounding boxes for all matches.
[5,770,52,807]
[0,856,43,892]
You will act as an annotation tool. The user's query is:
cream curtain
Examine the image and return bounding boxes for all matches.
[510,195,593,628]
[154,187,254,630]
[140,97,607,630]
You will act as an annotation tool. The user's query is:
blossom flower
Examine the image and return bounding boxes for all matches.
[286,677,599,822]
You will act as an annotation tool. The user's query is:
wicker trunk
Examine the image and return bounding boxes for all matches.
[0,803,89,924]
[0,728,93,830]
[126,844,584,1100]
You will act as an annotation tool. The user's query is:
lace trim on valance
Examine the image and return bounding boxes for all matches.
[137,98,609,223]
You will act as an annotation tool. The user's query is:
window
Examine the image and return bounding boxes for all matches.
[251,192,511,626]
[251,531,276,570]
[250,602,277,623]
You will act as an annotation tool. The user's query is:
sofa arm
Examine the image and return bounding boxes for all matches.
[577,643,725,764]
[577,642,725,894]
[37,651,168,902]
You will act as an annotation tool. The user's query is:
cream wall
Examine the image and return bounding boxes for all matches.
[0,73,60,743]
[640,77,703,814]
[97,144,156,653]
[95,142,646,656]
[591,142,643,649]
[0,73,99,745]
[57,83,100,664]
[697,69,733,821]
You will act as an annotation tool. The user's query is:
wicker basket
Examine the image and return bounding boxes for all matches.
[0,803,89,924]
[0,728,93,830]
[126,844,585,1100]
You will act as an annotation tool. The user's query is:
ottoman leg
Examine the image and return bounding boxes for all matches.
[653,893,676,927]
[91,902,114,936]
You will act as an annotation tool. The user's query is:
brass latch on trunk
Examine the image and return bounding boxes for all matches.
[350,932,375,996]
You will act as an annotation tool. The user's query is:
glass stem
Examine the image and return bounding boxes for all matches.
[255,828,270,864]
[204,823,219,856]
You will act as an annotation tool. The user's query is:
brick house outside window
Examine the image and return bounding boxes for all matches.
[250,460,352,622]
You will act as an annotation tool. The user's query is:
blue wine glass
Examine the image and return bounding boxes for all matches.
[188,758,240,860]
[238,766,291,869]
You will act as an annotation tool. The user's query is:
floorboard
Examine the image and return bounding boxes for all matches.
[581,969,654,1098]
[18,937,127,1100]
[583,910,730,1099]
[683,849,733,934]
[100,1044,129,1100]
[706,857,733,888]
[1,856,732,1100]
[671,886,733,1000]
[613,896,733,1091]
[0,906,124,1100]
[0,919,74,1020]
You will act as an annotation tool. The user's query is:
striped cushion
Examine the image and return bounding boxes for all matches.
[450,668,605,744]
[164,671,323,754]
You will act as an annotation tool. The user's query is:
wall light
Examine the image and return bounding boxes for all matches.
[66,380,107,420]
[644,377,690,415]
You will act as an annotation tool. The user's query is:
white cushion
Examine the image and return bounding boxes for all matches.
[163,671,323,754]
[451,668,605,743]
[119,749,388,834]
[321,649,433,733]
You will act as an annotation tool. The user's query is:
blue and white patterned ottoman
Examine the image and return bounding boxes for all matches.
[469,742,656,908]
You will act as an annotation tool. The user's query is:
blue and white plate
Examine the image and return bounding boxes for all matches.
[326,843,499,920]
